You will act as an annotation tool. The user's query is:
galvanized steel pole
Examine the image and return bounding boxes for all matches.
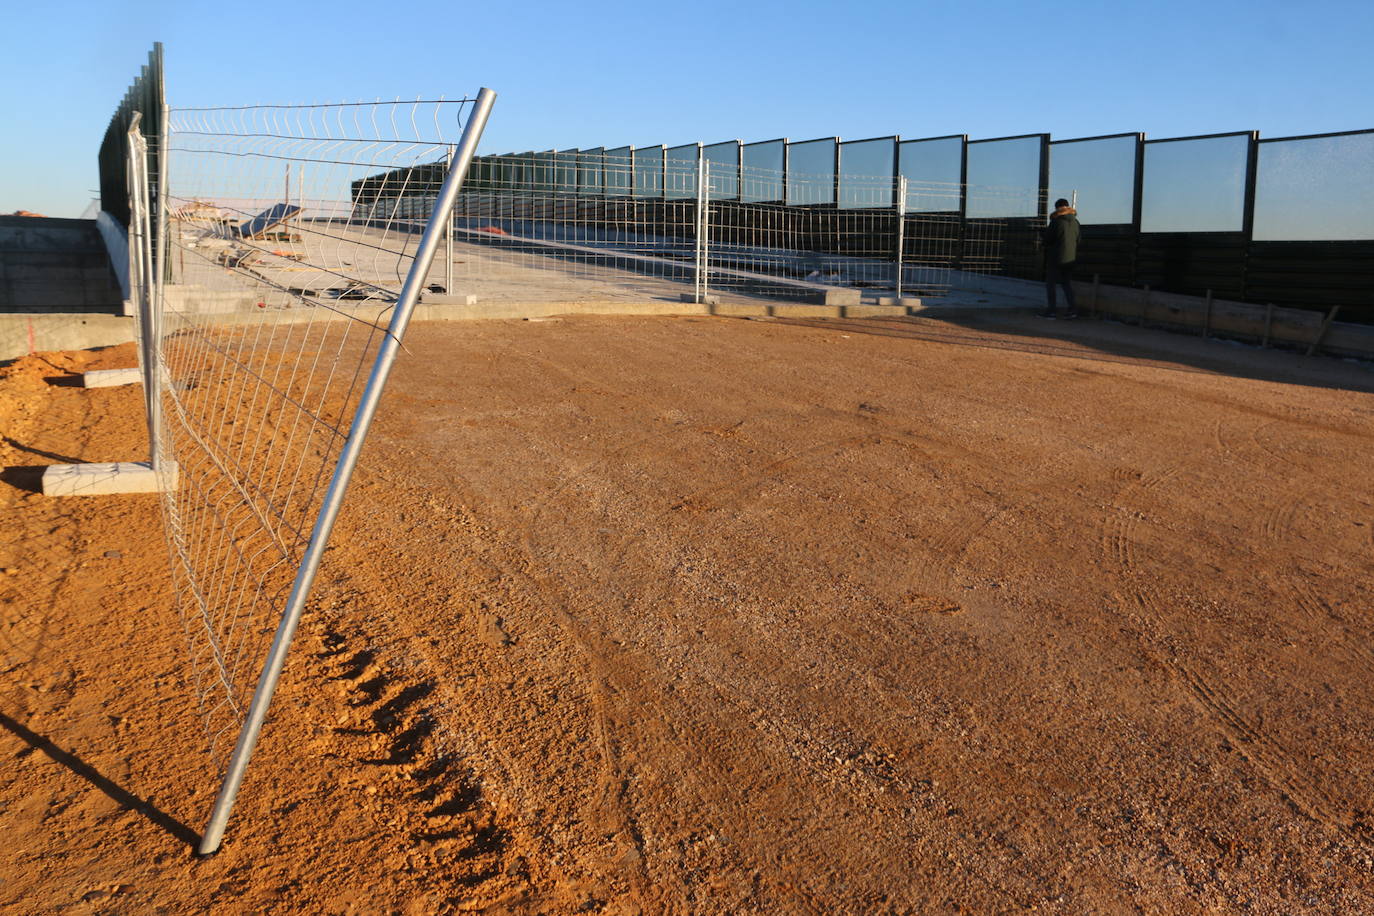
[152,100,170,472]
[700,159,710,303]
[127,114,162,473]
[895,176,907,300]
[694,157,707,302]
[196,87,497,856]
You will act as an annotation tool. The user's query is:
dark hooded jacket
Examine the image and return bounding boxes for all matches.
[1043,206,1080,264]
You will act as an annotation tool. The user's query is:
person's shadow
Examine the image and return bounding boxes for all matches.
[0,711,200,849]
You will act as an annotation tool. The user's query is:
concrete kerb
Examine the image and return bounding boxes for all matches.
[7,280,1373,361]
[0,313,137,361]
[1074,279,1374,360]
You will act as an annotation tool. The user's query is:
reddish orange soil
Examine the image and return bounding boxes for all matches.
[2,313,1374,914]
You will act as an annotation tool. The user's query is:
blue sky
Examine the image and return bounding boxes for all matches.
[3,0,1372,217]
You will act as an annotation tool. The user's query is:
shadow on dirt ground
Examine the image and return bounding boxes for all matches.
[768,309,1374,395]
[0,711,200,848]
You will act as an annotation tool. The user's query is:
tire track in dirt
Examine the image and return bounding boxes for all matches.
[492,339,694,906]
[1288,576,1374,677]
[1261,493,1304,543]
[1213,414,1374,680]
[1099,464,1179,572]
[489,336,1187,911]
[513,434,892,908]
[895,448,1070,606]
[332,465,681,913]
[500,337,1042,907]
[1120,585,1367,842]
[547,424,1058,910]
[1099,460,1371,844]
[1248,419,1314,474]
[385,364,733,906]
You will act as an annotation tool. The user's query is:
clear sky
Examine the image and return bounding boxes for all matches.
[3,0,1371,217]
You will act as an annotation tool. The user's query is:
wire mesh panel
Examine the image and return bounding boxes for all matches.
[577,147,605,196]
[786,138,837,207]
[605,146,633,197]
[964,135,1047,281]
[424,146,1045,303]
[159,96,483,777]
[741,139,785,203]
[703,140,741,201]
[665,143,701,200]
[633,145,665,198]
[839,137,895,210]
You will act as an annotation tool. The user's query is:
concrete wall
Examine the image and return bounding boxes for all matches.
[1072,278,1374,359]
[0,313,136,359]
[0,215,123,314]
[95,211,131,307]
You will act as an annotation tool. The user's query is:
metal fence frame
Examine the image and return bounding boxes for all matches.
[120,83,499,854]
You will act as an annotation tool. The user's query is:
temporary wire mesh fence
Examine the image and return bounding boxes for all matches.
[156,97,481,780]
[353,152,1042,305]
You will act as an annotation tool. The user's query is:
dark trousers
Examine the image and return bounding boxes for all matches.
[1045,260,1077,312]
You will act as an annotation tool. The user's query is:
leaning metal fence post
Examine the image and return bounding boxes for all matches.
[895,176,908,300]
[127,113,163,472]
[153,99,170,469]
[196,87,498,856]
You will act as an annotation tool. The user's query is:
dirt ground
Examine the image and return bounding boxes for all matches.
[2,312,1374,914]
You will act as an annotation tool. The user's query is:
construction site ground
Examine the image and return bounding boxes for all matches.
[2,311,1373,914]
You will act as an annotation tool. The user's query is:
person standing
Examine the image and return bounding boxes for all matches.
[1040,198,1081,319]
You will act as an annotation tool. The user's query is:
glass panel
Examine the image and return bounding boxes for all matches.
[703,140,740,201]
[1050,136,1137,225]
[497,156,517,193]
[534,151,556,193]
[898,137,962,212]
[741,140,784,202]
[787,138,836,206]
[556,149,578,194]
[966,136,1042,218]
[604,145,632,196]
[469,156,492,192]
[511,154,532,194]
[1141,134,1249,233]
[1253,132,1374,241]
[578,147,604,195]
[665,143,699,200]
[839,137,895,209]
[633,146,664,198]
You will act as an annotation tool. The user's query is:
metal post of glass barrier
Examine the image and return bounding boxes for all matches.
[895,176,908,300]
